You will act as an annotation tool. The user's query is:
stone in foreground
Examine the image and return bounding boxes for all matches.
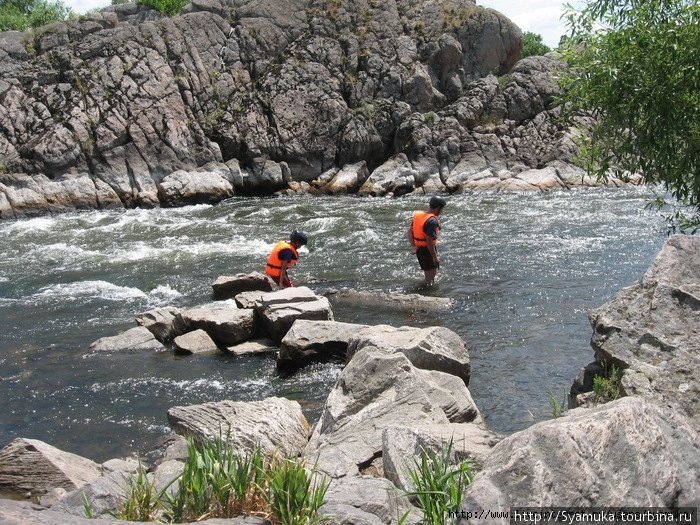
[0,438,102,500]
[167,397,310,458]
[278,320,369,368]
[89,326,165,353]
[211,272,274,300]
[458,397,700,524]
[319,475,408,525]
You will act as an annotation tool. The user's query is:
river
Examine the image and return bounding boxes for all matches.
[0,188,667,461]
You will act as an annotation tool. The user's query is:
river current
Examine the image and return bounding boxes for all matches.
[0,189,667,461]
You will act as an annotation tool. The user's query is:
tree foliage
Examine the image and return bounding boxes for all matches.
[560,0,700,212]
[521,31,551,57]
[0,0,74,31]
[132,0,188,16]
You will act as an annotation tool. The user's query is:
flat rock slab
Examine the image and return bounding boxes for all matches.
[278,320,369,368]
[89,326,165,353]
[0,438,102,500]
[227,338,278,357]
[588,235,700,430]
[238,286,321,310]
[177,307,255,346]
[458,397,700,523]
[261,298,334,342]
[173,329,219,355]
[0,498,144,525]
[212,272,274,300]
[347,325,471,385]
[167,397,310,458]
[325,289,453,311]
[135,306,185,342]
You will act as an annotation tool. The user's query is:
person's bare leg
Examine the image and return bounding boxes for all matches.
[424,269,437,285]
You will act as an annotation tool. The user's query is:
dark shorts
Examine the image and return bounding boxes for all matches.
[416,247,438,271]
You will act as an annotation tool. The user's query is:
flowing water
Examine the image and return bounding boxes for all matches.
[0,189,667,462]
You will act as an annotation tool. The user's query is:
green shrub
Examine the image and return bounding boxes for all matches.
[549,391,567,418]
[592,364,622,401]
[267,459,329,525]
[112,463,169,522]
[136,0,187,16]
[521,31,551,57]
[0,0,74,31]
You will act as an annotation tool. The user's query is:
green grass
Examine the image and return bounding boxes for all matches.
[549,391,567,418]
[403,440,473,525]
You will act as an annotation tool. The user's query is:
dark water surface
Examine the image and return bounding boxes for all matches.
[0,189,666,461]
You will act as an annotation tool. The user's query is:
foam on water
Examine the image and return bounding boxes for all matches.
[30,280,148,303]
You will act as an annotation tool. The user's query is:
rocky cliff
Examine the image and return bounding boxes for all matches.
[0,0,637,218]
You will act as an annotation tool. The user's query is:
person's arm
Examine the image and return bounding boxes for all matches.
[407,223,415,246]
[279,260,290,287]
[426,236,439,265]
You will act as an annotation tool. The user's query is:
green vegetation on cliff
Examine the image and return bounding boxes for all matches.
[521,31,551,57]
[561,0,700,217]
[0,0,74,31]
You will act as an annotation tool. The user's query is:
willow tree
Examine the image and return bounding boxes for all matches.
[560,0,700,228]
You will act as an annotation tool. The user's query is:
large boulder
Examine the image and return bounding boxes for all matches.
[0,438,102,501]
[347,325,471,385]
[156,170,234,206]
[177,307,256,346]
[167,397,310,458]
[278,320,369,368]
[586,235,700,429]
[211,272,274,300]
[304,347,482,479]
[458,397,700,523]
[260,297,334,342]
[55,468,133,518]
[135,306,185,343]
[88,326,165,353]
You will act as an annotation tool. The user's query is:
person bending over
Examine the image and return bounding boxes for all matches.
[265,230,308,288]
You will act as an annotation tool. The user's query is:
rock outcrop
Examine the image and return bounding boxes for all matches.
[278,319,369,368]
[458,397,700,523]
[574,235,700,429]
[0,0,638,219]
[88,326,165,352]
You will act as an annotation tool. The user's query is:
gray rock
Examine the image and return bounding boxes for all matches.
[320,476,406,525]
[260,297,334,342]
[0,438,102,501]
[587,235,700,430]
[347,325,471,385]
[101,458,139,475]
[458,397,700,523]
[167,397,310,458]
[304,347,481,479]
[55,468,131,517]
[246,286,321,310]
[0,498,143,524]
[211,272,274,300]
[323,161,370,194]
[173,329,220,355]
[177,307,256,346]
[135,306,185,343]
[278,320,369,368]
[382,424,500,492]
[227,338,278,357]
[359,154,419,197]
[88,326,165,353]
[152,459,183,498]
[157,170,233,206]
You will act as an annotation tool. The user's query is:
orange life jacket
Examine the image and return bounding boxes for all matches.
[412,211,440,247]
[265,241,299,278]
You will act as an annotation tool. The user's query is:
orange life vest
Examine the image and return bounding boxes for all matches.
[265,241,299,278]
[412,211,440,247]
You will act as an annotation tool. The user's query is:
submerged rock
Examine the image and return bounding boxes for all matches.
[325,289,453,311]
[88,326,165,352]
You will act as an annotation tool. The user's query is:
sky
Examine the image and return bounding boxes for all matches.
[63,0,579,49]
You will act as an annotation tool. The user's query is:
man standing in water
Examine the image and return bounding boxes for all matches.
[265,230,308,288]
[409,196,446,285]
